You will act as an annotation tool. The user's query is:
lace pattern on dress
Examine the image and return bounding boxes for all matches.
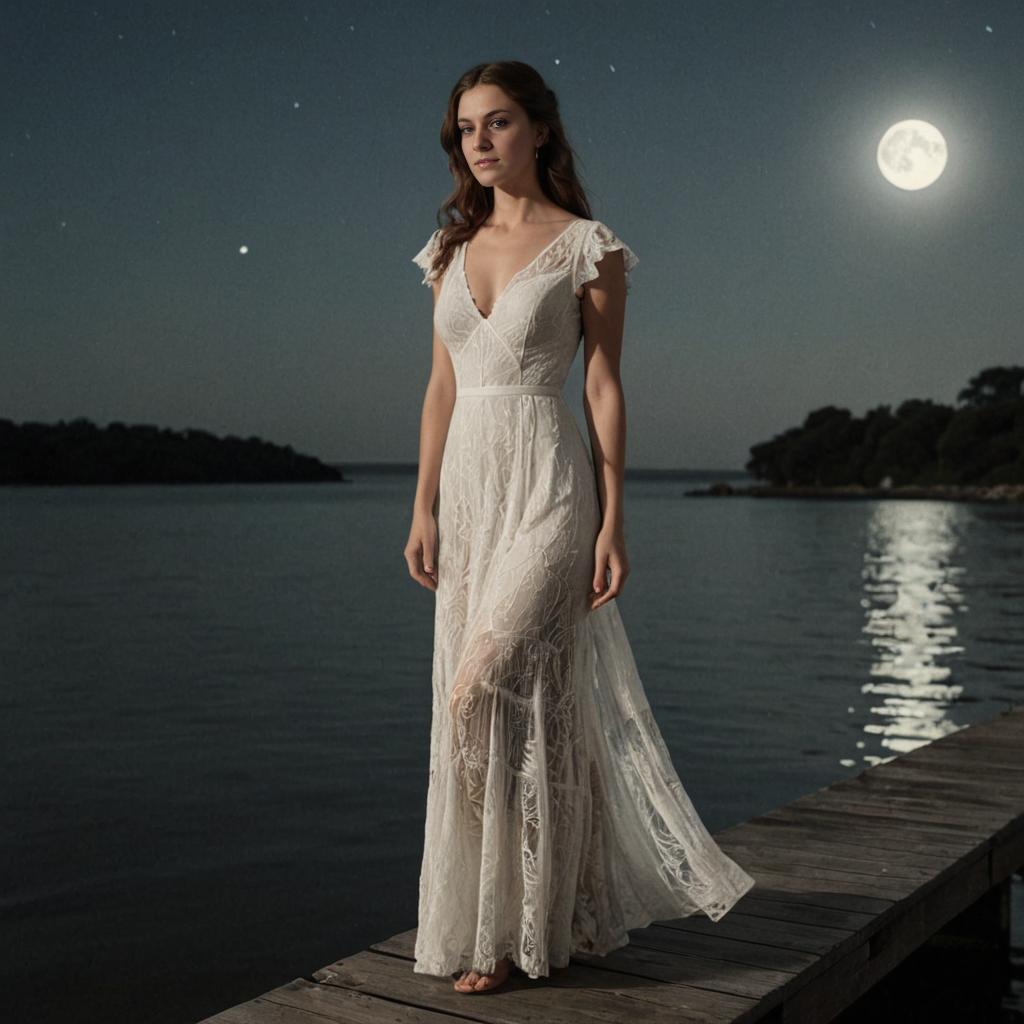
[574,220,640,293]
[411,227,443,285]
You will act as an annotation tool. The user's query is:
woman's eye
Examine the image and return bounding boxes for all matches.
[460,119,508,134]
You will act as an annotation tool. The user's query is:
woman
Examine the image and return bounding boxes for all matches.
[404,60,755,995]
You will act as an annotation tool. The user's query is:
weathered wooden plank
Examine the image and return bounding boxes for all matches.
[872,761,1024,790]
[198,976,458,1023]
[313,948,764,1024]
[827,769,1024,810]
[378,922,794,1000]
[720,813,968,859]
[718,821,953,872]
[718,836,937,883]
[586,921,811,976]
[650,912,856,957]
[780,851,994,1023]
[724,873,896,914]
[674,893,876,932]
[735,863,908,902]
[806,792,1017,831]
[758,800,996,843]
[721,841,925,896]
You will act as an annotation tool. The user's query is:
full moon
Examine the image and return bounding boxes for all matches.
[876,120,947,190]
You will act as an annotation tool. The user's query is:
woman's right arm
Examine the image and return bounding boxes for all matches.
[405,278,456,592]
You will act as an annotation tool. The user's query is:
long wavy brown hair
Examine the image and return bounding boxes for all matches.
[422,60,594,282]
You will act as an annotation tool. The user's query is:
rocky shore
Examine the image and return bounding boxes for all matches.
[687,481,1024,503]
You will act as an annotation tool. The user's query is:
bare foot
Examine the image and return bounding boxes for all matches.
[453,956,512,993]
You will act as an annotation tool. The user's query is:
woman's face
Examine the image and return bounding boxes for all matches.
[457,83,544,187]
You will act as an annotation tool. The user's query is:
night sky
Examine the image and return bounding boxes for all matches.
[4,1,1022,469]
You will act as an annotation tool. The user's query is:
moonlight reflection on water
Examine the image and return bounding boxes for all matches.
[857,501,969,765]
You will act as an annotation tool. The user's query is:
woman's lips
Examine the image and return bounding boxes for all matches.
[476,159,498,168]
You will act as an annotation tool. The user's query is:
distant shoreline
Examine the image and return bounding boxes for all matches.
[687,482,1024,504]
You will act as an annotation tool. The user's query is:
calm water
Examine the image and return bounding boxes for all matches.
[2,471,1022,1022]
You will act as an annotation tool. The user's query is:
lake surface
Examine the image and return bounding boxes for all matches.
[2,471,1022,1022]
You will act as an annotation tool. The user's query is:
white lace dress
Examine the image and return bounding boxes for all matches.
[410,218,755,981]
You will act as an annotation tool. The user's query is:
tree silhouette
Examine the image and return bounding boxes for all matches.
[956,365,1024,408]
[747,366,1024,487]
[0,418,344,486]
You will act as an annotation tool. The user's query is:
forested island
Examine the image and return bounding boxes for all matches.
[0,418,345,485]
[695,365,1024,503]
[6,365,1021,495]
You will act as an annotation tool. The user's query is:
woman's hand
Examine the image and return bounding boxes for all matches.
[405,511,439,592]
[590,524,630,610]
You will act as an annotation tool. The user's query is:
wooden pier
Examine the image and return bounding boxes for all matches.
[199,704,1024,1023]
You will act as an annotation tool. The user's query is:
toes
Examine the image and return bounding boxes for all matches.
[473,962,509,990]
[455,960,512,993]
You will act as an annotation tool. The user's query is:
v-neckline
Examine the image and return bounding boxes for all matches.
[461,219,584,322]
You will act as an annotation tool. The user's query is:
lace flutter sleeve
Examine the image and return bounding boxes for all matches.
[411,227,443,286]
[574,220,639,293]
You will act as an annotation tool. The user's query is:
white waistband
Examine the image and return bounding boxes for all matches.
[457,384,562,397]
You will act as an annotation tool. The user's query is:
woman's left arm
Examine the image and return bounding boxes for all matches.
[580,247,631,610]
